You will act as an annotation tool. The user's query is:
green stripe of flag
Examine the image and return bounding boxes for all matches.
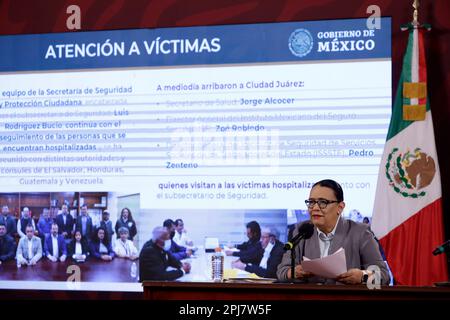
[386,29,430,142]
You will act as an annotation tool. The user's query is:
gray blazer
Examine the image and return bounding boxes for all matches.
[16,236,43,262]
[277,218,390,284]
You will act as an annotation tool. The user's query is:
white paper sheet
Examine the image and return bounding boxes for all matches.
[223,245,239,252]
[301,248,347,279]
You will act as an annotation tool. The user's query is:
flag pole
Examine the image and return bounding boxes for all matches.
[412,0,419,27]
[400,0,428,121]
[402,0,431,31]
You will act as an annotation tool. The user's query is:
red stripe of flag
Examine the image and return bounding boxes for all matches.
[379,198,448,286]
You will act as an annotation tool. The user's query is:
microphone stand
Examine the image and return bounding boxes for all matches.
[290,245,296,280]
[276,222,313,284]
[434,248,450,287]
[286,239,308,284]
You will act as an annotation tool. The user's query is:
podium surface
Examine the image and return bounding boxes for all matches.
[143,281,450,300]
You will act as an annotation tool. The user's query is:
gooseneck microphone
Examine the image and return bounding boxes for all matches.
[433,240,450,256]
[284,222,314,251]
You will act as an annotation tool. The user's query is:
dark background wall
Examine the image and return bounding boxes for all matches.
[1,0,449,238]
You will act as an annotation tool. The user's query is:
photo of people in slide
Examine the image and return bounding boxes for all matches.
[0,192,141,288]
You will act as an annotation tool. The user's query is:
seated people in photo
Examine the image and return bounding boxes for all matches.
[276,179,390,285]
[97,210,114,244]
[75,204,93,242]
[16,225,42,266]
[348,209,364,223]
[17,207,36,238]
[114,227,138,260]
[225,220,263,265]
[68,230,89,262]
[0,223,15,264]
[37,208,53,245]
[55,204,74,243]
[139,226,191,281]
[1,205,17,238]
[163,219,192,260]
[115,207,137,241]
[90,227,115,261]
[287,210,310,241]
[173,218,195,249]
[232,226,284,278]
[44,223,67,262]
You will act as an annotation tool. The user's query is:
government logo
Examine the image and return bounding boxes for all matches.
[385,147,436,198]
[288,29,314,58]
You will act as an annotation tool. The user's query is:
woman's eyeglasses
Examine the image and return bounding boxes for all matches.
[304,199,339,209]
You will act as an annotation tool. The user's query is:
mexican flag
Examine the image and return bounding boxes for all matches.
[371,24,448,286]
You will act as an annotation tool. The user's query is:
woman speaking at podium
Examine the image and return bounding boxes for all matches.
[277,179,390,285]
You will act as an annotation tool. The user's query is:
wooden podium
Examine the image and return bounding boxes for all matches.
[143,281,450,300]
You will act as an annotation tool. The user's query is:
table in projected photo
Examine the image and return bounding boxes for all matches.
[0,247,246,283]
[179,248,249,282]
[0,258,139,283]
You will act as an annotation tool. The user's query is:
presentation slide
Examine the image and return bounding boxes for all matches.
[0,18,391,290]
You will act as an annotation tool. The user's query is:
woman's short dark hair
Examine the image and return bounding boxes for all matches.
[246,220,261,241]
[312,179,344,202]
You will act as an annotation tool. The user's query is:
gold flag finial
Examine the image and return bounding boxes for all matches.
[413,0,419,25]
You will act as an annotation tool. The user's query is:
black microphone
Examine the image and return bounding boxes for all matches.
[433,240,450,256]
[284,222,314,251]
